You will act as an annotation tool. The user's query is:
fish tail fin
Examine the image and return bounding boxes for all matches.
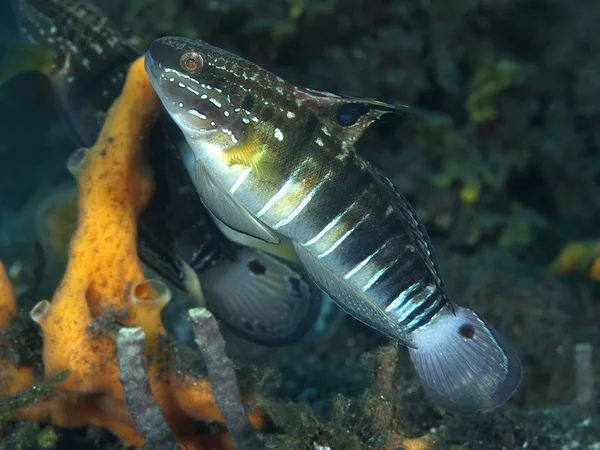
[408,306,522,414]
[0,41,56,87]
[199,247,322,346]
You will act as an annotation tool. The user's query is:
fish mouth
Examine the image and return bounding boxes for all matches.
[143,50,163,89]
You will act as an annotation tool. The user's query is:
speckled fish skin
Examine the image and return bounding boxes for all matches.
[146,36,523,415]
[12,0,138,146]
[10,0,323,347]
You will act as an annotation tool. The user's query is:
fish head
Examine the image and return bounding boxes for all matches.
[145,36,258,139]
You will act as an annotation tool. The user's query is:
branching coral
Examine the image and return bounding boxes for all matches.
[0,56,264,449]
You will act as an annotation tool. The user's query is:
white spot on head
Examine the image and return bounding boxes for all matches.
[224,110,230,117]
[316,137,324,147]
[188,109,207,120]
[222,128,239,144]
[274,128,284,141]
[286,111,296,119]
[209,98,222,108]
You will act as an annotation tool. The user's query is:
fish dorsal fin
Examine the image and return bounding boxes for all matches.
[361,159,450,304]
[295,87,409,145]
[292,240,414,347]
[194,160,280,244]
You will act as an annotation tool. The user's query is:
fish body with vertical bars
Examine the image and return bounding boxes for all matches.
[145,36,523,414]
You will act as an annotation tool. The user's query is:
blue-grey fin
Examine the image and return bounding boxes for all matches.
[408,306,522,414]
[194,160,280,244]
[292,240,414,347]
[198,247,322,346]
[361,158,453,309]
[295,87,409,145]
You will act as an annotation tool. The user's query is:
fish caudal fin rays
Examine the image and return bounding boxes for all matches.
[194,160,280,244]
[408,307,522,415]
[199,248,322,346]
[0,41,55,87]
[296,86,409,146]
[292,240,413,346]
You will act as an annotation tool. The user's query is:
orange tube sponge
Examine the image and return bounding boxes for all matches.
[0,263,32,400]
[2,56,264,449]
[0,261,17,329]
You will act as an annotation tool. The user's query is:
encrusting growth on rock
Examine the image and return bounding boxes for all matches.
[0,56,264,449]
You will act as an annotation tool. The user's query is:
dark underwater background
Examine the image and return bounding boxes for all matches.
[0,0,599,449]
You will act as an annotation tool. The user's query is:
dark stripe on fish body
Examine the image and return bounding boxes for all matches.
[376,255,424,298]
[310,156,447,331]
[291,156,374,245]
[405,297,445,332]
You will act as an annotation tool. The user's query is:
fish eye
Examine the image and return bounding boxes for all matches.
[179,52,204,74]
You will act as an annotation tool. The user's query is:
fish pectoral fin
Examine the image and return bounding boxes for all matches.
[296,87,410,146]
[194,160,280,244]
[199,247,322,346]
[210,211,301,264]
[292,240,413,347]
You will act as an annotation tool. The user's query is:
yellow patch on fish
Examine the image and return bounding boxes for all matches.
[222,130,275,177]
